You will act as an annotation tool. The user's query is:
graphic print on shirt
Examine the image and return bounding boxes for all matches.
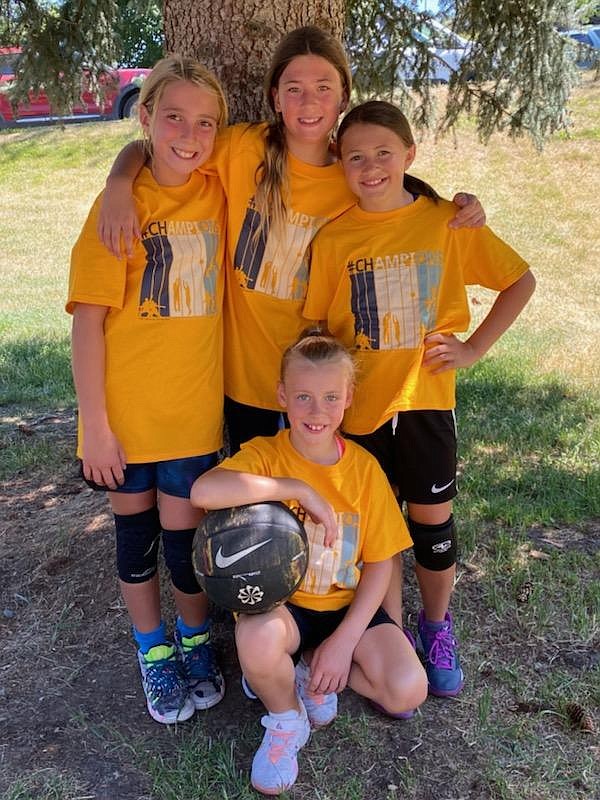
[139,220,220,318]
[297,511,360,595]
[233,198,327,300]
[348,250,442,350]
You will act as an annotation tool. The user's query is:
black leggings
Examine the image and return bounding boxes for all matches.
[224,395,287,455]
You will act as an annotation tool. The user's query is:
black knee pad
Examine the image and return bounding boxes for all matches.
[409,515,457,571]
[114,507,161,583]
[162,528,202,594]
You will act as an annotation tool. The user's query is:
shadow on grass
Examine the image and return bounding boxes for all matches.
[0,334,74,406]
[1,336,598,525]
[457,357,600,526]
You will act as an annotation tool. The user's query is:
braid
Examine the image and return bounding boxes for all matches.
[253,119,289,241]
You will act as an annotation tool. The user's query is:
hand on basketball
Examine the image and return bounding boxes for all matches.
[423,333,478,374]
[308,634,354,694]
[81,426,127,489]
[298,485,338,547]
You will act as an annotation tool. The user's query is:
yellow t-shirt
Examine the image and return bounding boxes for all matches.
[210,123,356,410]
[305,197,530,434]
[67,167,226,462]
[217,430,412,611]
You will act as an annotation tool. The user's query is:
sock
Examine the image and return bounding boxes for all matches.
[423,616,449,629]
[176,616,210,638]
[270,707,303,721]
[133,620,168,653]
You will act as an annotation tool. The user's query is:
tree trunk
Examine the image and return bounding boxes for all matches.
[163,0,347,123]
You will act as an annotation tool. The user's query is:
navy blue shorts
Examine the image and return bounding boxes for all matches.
[286,602,397,659]
[347,410,457,505]
[80,452,219,499]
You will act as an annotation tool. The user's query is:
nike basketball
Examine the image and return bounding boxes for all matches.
[193,501,309,614]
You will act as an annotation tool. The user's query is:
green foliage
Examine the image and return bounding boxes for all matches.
[0,2,595,143]
[115,0,163,67]
[3,0,120,113]
[0,0,163,114]
[347,0,581,147]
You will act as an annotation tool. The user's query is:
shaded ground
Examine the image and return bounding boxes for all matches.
[1,412,598,800]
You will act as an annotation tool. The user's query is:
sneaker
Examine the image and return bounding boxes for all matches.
[294,657,337,728]
[175,628,225,710]
[370,629,417,720]
[241,673,258,700]
[137,643,195,724]
[251,700,310,795]
[417,610,464,697]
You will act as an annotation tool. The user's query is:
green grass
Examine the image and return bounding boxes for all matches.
[1,771,87,800]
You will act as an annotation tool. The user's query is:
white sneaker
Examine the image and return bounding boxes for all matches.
[250,699,310,795]
[295,657,338,728]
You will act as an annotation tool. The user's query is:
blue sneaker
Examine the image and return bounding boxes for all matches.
[175,628,225,710]
[417,610,464,697]
[251,700,310,795]
[137,643,195,724]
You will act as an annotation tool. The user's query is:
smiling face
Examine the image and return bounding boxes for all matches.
[340,122,416,212]
[140,79,220,186]
[277,355,353,462]
[271,54,347,163]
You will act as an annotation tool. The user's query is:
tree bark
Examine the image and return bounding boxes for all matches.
[163,0,347,123]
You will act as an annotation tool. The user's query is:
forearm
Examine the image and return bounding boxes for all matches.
[71,305,110,431]
[466,269,536,359]
[191,468,311,511]
[106,140,146,185]
[333,560,393,648]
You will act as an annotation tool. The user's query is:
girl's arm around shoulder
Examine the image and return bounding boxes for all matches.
[423,268,536,374]
[71,304,127,489]
[98,140,147,258]
[448,192,486,229]
[191,467,338,545]
[308,559,392,694]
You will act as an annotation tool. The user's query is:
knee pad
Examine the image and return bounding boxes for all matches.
[409,515,457,571]
[114,507,161,583]
[162,528,201,594]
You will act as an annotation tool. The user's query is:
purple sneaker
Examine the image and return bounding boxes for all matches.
[417,610,464,697]
[370,629,417,720]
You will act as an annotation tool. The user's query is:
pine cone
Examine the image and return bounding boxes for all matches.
[565,702,596,733]
[516,581,533,603]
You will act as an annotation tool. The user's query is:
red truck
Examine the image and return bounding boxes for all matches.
[0,47,151,127]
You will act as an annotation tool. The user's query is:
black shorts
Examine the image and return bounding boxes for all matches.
[224,396,287,455]
[347,410,457,505]
[286,602,396,659]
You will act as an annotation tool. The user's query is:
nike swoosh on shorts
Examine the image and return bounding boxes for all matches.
[431,479,455,494]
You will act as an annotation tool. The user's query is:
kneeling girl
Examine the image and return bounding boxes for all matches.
[191,330,427,796]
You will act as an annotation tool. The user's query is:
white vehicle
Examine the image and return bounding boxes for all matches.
[399,19,473,83]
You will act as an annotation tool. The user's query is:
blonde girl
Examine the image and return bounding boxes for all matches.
[191,330,427,795]
[68,56,228,724]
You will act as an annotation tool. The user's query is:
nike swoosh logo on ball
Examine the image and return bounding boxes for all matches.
[215,538,273,569]
[431,479,455,494]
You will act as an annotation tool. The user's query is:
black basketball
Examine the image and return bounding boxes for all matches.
[193,501,309,614]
